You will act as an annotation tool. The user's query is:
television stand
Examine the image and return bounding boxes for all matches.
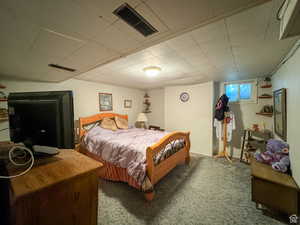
[8,149,102,225]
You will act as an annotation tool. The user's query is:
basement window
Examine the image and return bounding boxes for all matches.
[224,79,257,103]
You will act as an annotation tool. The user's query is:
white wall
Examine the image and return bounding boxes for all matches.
[0,78,144,141]
[147,88,165,128]
[218,79,273,158]
[164,82,214,156]
[272,45,300,186]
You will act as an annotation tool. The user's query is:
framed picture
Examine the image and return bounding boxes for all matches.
[99,93,112,111]
[273,88,287,141]
[124,99,132,108]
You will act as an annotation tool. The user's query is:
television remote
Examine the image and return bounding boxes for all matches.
[32,145,59,155]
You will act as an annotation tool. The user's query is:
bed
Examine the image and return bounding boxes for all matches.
[78,113,190,200]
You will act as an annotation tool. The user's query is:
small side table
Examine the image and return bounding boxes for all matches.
[240,129,272,163]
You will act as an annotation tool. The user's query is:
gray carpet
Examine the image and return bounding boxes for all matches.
[97,154,286,225]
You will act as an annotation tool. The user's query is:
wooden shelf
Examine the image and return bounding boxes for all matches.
[258,96,272,99]
[256,112,273,117]
[0,98,7,102]
[0,117,8,122]
[261,85,272,88]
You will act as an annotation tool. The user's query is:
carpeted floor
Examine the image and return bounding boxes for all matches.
[97,154,286,225]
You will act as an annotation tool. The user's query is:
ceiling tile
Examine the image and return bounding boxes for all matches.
[199,39,231,56]
[166,33,198,50]
[61,42,119,70]
[135,2,170,34]
[145,0,215,30]
[30,28,85,60]
[191,19,227,43]
[95,26,141,53]
[146,42,176,57]
[73,0,142,25]
[0,8,40,79]
[225,1,272,36]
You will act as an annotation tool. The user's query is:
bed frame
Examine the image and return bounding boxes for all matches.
[78,113,190,200]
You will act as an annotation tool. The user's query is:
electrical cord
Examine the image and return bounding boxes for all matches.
[0,145,34,179]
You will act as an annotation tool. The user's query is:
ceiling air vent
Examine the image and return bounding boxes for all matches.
[48,64,76,72]
[113,3,158,37]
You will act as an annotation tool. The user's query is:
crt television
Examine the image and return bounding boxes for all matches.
[8,91,74,149]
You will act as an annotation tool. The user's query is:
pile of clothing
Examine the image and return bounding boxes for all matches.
[254,139,290,173]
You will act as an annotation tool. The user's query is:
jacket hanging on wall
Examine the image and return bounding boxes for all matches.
[214,94,229,121]
[214,111,236,142]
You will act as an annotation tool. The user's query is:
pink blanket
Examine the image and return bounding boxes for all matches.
[83,127,169,185]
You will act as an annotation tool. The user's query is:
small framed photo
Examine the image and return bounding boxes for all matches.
[124,99,132,108]
[99,93,113,111]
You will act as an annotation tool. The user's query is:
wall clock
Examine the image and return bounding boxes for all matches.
[180,92,190,102]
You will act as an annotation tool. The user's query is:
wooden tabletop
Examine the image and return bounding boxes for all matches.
[9,149,102,199]
[251,159,299,190]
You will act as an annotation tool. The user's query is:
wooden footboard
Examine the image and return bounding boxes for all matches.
[146,132,190,186]
[78,113,191,201]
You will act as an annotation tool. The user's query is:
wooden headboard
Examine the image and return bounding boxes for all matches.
[78,113,128,139]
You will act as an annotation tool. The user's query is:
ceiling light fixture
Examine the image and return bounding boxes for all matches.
[143,66,161,77]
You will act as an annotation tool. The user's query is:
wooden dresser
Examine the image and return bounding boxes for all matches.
[8,149,102,225]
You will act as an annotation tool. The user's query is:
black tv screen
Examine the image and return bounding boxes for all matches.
[8,91,74,149]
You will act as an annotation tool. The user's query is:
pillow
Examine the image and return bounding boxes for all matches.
[100,118,118,131]
[114,116,128,129]
[83,122,99,131]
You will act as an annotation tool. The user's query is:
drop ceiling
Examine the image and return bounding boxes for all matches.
[0,0,298,89]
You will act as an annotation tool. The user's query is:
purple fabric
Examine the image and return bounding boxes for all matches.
[83,126,169,185]
[254,139,290,173]
[266,139,289,153]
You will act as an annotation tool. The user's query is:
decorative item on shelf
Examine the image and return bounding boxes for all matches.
[99,93,112,111]
[136,113,148,129]
[252,124,259,131]
[143,93,151,113]
[261,77,272,88]
[256,105,273,117]
[124,99,132,108]
[258,93,272,99]
[0,84,6,89]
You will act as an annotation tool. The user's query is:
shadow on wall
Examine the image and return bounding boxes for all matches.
[228,104,244,158]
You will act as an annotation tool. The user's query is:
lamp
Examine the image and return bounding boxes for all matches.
[143,66,161,77]
[136,113,148,129]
